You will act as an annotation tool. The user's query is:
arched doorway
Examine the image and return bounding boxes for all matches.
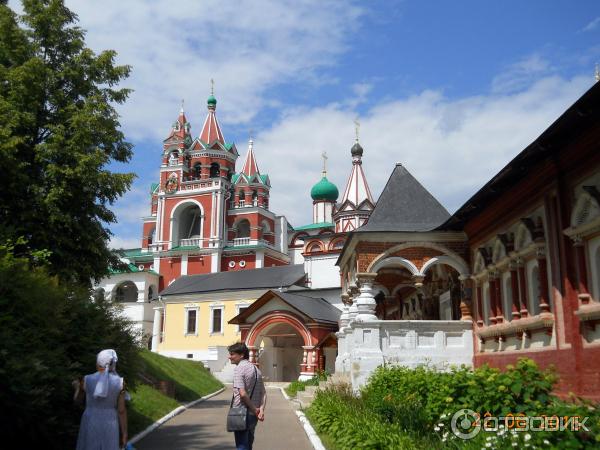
[253,322,305,382]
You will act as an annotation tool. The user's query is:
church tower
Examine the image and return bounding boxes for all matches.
[140,92,240,288]
[333,133,375,232]
[310,153,339,224]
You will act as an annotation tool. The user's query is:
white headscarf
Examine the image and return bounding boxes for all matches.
[93,349,118,398]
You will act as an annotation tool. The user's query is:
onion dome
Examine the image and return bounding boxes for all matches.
[207,94,217,107]
[311,176,339,201]
[351,141,363,158]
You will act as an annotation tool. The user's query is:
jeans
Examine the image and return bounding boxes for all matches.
[234,413,258,450]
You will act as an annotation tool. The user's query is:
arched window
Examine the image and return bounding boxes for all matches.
[148,286,155,302]
[236,219,251,239]
[210,162,220,178]
[193,163,202,179]
[238,191,245,207]
[179,205,202,239]
[252,190,258,206]
[114,281,138,303]
[307,242,324,253]
[148,227,155,245]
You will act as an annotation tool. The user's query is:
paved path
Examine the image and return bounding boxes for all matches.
[134,386,313,450]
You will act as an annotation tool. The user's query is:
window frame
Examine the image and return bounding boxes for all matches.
[209,305,224,335]
[184,307,199,336]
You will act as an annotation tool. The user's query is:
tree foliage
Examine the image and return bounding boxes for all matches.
[0,241,141,448]
[0,0,134,285]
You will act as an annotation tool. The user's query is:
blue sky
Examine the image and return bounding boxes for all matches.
[41,1,600,248]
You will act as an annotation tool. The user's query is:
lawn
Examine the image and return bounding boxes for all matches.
[128,350,224,436]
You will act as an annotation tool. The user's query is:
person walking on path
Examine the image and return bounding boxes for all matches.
[228,342,267,450]
[74,349,128,450]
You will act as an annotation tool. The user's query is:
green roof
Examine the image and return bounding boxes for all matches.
[109,263,141,274]
[310,176,338,201]
[293,222,335,231]
[150,183,159,194]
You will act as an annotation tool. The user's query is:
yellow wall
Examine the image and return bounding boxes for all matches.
[158,297,253,350]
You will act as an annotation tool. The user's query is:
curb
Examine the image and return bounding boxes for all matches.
[128,386,226,445]
[279,387,326,450]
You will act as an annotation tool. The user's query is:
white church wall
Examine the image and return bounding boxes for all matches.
[305,254,340,289]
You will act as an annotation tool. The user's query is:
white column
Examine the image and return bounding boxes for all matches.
[355,273,378,322]
[151,307,162,351]
[211,251,221,273]
[350,272,384,390]
[181,254,188,275]
[153,256,160,274]
[255,250,264,268]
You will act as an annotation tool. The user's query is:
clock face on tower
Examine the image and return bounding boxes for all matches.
[165,173,178,194]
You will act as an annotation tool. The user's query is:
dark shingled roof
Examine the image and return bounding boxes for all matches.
[159,265,306,296]
[357,163,450,232]
[276,292,341,323]
[229,290,341,324]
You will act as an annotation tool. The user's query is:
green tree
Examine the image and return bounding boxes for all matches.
[0,0,134,286]
[0,241,141,448]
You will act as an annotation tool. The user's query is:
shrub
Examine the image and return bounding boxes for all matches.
[0,244,141,448]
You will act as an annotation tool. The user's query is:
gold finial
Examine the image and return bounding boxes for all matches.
[595,63,600,82]
[321,151,328,175]
[210,78,215,95]
[353,117,360,143]
[180,98,185,111]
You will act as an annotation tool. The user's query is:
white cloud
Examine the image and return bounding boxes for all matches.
[109,235,142,250]
[583,16,600,32]
[64,0,363,141]
[256,74,591,227]
[491,54,552,94]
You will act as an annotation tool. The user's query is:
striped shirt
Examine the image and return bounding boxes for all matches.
[232,359,265,409]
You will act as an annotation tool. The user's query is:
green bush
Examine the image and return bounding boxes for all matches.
[285,370,329,397]
[0,244,141,448]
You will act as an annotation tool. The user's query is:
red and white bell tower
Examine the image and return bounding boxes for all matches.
[140,91,288,289]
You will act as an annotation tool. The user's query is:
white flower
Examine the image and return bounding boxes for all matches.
[434,426,440,431]
[440,413,448,419]
[512,443,518,447]
[524,433,532,442]
[543,440,550,445]
[485,443,493,448]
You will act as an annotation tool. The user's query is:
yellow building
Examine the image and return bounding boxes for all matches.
[153,265,309,378]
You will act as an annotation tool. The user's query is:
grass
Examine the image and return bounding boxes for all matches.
[128,350,224,436]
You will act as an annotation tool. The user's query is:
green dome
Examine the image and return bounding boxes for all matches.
[207,95,217,106]
[311,176,339,201]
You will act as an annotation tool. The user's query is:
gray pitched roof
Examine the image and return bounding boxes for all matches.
[358,163,450,232]
[229,290,341,324]
[276,292,341,323]
[160,265,306,296]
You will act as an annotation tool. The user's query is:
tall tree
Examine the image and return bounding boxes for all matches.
[0,0,134,285]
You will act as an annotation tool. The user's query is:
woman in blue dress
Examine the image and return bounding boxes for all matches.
[74,349,128,450]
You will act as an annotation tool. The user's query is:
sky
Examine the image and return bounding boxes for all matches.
[18,1,600,248]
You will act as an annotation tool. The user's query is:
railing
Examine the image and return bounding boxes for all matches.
[378,320,473,368]
[232,237,250,246]
[148,242,168,252]
[228,238,274,248]
[180,238,203,247]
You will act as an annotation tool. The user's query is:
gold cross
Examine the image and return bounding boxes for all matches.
[321,151,328,174]
[210,78,215,95]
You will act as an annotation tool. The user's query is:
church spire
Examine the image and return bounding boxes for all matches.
[334,125,375,232]
[164,99,190,142]
[241,136,261,176]
[199,80,225,144]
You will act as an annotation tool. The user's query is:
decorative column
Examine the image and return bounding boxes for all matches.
[536,245,551,314]
[350,272,384,391]
[355,273,379,322]
[509,262,521,320]
[573,236,591,305]
[151,306,163,351]
[248,346,258,365]
[476,283,484,326]
[300,345,316,380]
[488,275,498,325]
[458,275,473,321]
[347,285,359,323]
[493,272,504,323]
[517,259,529,318]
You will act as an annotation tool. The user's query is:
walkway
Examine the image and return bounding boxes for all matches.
[134,386,314,450]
